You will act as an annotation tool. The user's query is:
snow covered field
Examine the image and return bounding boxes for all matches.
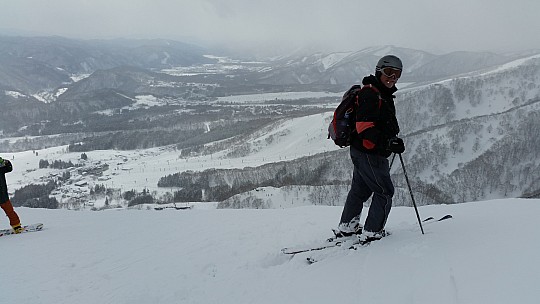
[3,111,338,208]
[2,198,539,304]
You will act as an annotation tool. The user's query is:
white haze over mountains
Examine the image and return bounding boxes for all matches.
[2,0,540,54]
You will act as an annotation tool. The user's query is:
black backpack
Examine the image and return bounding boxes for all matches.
[327,84,380,148]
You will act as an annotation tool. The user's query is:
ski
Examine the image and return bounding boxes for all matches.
[306,215,453,263]
[0,223,44,238]
[281,235,357,255]
[423,214,452,222]
[282,215,452,256]
[306,240,376,265]
[305,236,379,264]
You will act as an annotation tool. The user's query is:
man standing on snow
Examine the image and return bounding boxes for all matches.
[334,55,405,242]
[0,157,23,233]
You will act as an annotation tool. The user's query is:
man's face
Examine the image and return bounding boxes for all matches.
[379,67,401,88]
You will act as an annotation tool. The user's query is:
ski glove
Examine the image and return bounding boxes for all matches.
[387,137,405,154]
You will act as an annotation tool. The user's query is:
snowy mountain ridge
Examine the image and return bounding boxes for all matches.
[396,54,540,201]
[156,53,540,206]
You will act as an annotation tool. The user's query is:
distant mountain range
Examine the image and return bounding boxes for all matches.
[254,46,527,86]
[2,35,540,207]
[0,35,215,94]
[1,36,534,98]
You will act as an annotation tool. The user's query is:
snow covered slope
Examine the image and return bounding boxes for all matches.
[2,198,539,304]
[3,111,338,208]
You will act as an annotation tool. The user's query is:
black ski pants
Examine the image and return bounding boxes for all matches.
[339,147,394,233]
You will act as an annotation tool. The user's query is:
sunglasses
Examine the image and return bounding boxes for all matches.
[380,67,402,79]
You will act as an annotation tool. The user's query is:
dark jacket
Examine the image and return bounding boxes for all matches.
[350,75,400,157]
[0,159,12,204]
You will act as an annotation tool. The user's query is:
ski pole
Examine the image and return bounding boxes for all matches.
[398,153,425,234]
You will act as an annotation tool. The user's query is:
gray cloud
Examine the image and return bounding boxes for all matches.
[1,0,539,53]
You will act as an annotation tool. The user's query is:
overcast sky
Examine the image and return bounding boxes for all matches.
[1,0,539,54]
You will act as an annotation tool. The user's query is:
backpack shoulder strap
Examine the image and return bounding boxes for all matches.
[342,84,362,100]
[357,84,382,108]
[358,84,380,94]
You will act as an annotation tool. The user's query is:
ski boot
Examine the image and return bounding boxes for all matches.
[12,223,24,234]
